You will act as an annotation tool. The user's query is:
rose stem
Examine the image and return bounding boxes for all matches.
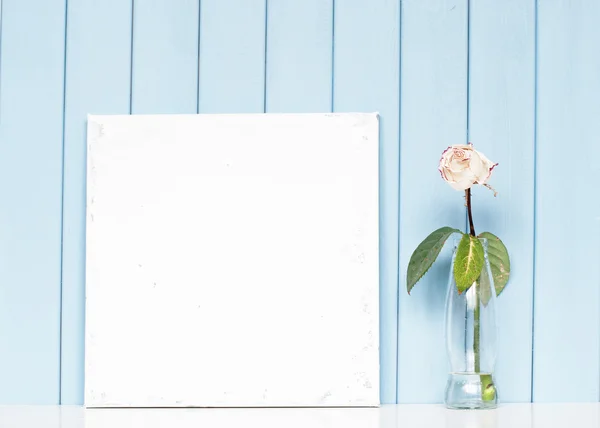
[474,289,481,373]
[466,188,476,237]
[465,188,481,374]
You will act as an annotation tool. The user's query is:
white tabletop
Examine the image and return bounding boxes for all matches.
[0,404,598,428]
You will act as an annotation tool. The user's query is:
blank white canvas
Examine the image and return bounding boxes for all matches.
[85,113,380,408]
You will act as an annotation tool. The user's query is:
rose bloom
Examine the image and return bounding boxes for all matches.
[438,144,497,191]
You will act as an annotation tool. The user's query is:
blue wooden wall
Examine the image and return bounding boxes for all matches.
[0,0,598,405]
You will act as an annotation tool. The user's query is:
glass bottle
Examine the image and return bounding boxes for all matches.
[444,238,498,409]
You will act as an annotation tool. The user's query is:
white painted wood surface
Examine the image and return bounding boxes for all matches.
[84,113,380,408]
[2,404,599,428]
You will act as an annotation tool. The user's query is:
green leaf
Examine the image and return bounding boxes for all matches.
[478,267,492,307]
[480,374,496,401]
[454,234,485,294]
[406,226,462,294]
[478,232,511,296]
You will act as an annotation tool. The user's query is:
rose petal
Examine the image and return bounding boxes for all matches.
[477,151,498,184]
[439,146,455,180]
[438,165,448,180]
[450,157,470,172]
[468,150,489,182]
[439,145,480,190]
[448,168,477,190]
[448,176,477,191]
[444,168,457,182]
[440,146,453,160]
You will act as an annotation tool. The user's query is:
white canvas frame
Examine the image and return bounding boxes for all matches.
[84,113,380,408]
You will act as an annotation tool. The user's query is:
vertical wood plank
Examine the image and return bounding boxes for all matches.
[333,0,400,404]
[61,0,133,404]
[469,0,535,402]
[265,0,333,112]
[534,0,600,402]
[397,0,468,403]
[0,0,65,404]
[198,0,266,113]
[131,0,199,114]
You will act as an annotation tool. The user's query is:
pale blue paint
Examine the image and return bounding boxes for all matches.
[198,0,266,113]
[61,0,133,404]
[131,0,199,114]
[333,0,400,404]
[265,0,333,113]
[534,0,600,402]
[397,0,468,404]
[0,0,596,405]
[0,0,65,404]
[468,0,535,402]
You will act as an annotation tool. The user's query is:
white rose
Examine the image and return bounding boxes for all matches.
[438,143,497,191]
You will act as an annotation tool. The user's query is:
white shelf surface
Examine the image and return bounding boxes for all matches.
[0,404,598,428]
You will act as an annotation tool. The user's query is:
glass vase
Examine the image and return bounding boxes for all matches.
[444,238,498,409]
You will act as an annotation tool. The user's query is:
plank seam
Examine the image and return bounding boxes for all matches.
[129,0,135,114]
[330,0,335,112]
[464,0,471,235]
[262,0,268,113]
[530,0,538,403]
[0,0,3,124]
[58,0,70,405]
[196,0,201,114]
[395,0,401,405]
